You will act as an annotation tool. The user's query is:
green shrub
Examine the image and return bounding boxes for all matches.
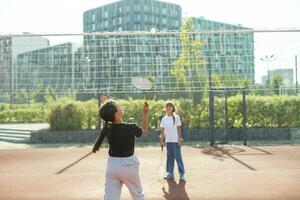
[3,95,300,130]
[0,108,44,123]
[48,101,82,130]
[79,99,98,129]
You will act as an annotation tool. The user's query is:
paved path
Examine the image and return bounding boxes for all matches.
[0,123,49,131]
[0,123,49,143]
[0,145,300,200]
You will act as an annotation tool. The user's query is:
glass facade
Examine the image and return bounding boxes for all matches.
[17,43,82,92]
[83,0,182,93]
[83,0,182,32]
[192,17,255,83]
[0,36,49,93]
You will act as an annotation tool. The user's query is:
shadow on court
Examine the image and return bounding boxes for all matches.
[162,179,189,200]
[201,145,256,170]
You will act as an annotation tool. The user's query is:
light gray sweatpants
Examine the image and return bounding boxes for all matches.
[104,155,144,200]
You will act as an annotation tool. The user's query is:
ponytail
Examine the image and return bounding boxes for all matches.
[92,100,117,153]
[92,121,111,153]
[172,114,175,125]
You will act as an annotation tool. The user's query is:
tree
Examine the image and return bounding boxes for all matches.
[271,75,283,95]
[171,18,207,103]
[45,87,56,103]
[16,89,34,105]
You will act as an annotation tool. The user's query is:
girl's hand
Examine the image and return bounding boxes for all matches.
[143,102,150,114]
[160,140,164,148]
[177,140,182,146]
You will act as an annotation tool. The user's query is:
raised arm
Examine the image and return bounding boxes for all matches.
[141,102,149,136]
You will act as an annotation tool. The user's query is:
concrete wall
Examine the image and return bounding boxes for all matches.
[30,128,300,144]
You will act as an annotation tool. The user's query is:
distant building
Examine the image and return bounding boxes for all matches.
[0,36,49,92]
[83,0,182,93]
[261,75,268,85]
[83,0,182,32]
[17,42,82,92]
[264,68,294,86]
[1,1,257,95]
[192,17,255,84]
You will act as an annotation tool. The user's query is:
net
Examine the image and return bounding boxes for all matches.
[0,29,299,96]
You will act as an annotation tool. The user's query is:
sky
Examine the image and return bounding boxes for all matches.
[0,0,300,33]
[0,0,300,83]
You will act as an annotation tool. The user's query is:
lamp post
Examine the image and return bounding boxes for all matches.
[207,38,215,146]
[85,56,91,89]
[296,55,298,95]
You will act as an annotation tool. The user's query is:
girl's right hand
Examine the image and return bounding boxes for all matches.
[143,102,150,114]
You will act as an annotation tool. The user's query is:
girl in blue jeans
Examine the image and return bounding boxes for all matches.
[160,101,185,181]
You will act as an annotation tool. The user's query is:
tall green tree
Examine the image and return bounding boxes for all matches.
[171,18,207,102]
[271,75,284,95]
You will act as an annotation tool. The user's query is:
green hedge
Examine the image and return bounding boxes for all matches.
[46,98,98,130]
[1,95,300,130]
[78,99,98,129]
[0,108,44,123]
[242,95,300,128]
[0,103,44,111]
[47,101,82,130]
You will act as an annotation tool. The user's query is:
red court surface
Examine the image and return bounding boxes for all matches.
[0,145,300,200]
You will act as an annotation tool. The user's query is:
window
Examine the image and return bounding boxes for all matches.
[156,17,159,23]
[126,5,130,12]
[151,15,154,23]
[134,4,140,12]
[144,5,148,12]
[162,8,167,15]
[118,57,123,65]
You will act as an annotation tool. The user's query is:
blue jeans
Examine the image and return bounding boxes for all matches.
[166,142,185,175]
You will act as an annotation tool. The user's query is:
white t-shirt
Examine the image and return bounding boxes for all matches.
[160,113,182,143]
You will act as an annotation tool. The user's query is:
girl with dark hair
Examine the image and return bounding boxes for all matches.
[160,101,185,181]
[92,100,149,200]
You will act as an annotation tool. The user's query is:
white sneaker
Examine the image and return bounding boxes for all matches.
[164,173,174,180]
[179,174,186,181]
